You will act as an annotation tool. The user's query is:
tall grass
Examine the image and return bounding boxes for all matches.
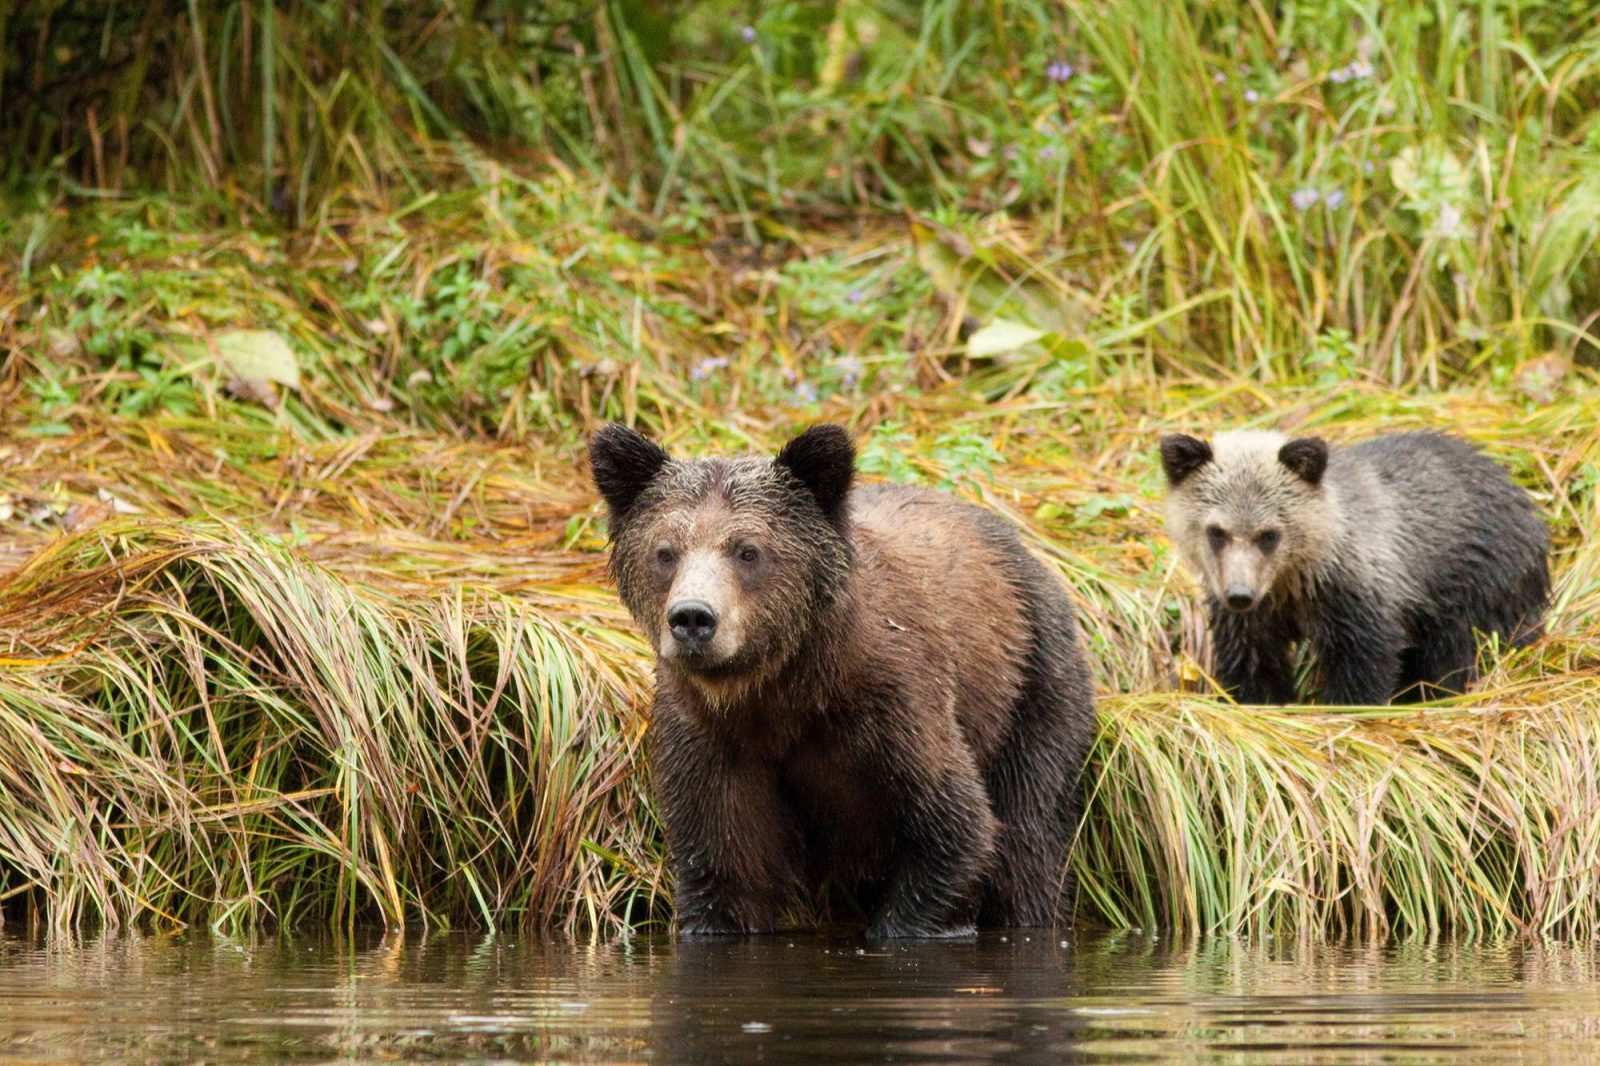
[1081,685,1600,939]
[3,1,603,217]
[1,379,1596,935]
[10,1,1600,382]
[0,522,658,934]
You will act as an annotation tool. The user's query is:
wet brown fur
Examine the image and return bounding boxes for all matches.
[590,423,1096,938]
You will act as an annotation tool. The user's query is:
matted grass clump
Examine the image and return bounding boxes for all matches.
[1082,686,1600,940]
[1,381,1596,938]
[0,521,658,935]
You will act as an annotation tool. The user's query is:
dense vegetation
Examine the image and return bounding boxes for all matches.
[1,0,1596,937]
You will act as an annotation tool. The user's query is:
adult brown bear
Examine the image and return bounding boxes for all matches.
[590,423,1094,938]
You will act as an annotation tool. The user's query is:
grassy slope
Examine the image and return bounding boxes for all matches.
[2,1,1599,936]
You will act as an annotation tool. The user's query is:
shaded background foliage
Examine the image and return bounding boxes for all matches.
[8,0,1600,416]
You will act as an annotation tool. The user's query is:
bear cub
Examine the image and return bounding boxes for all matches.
[590,423,1095,937]
[1160,428,1548,706]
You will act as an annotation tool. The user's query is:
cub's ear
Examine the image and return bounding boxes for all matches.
[1278,436,1329,486]
[1159,434,1213,486]
[775,423,855,520]
[589,422,670,520]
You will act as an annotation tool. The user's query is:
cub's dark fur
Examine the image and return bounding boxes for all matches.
[590,423,1096,937]
[1160,428,1548,705]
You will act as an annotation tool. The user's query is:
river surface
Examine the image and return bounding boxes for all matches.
[1,929,1597,1062]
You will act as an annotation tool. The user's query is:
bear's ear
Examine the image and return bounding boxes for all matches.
[1278,436,1329,486]
[589,422,671,520]
[1159,434,1213,486]
[775,424,855,520]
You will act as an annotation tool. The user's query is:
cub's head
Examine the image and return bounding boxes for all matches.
[1159,430,1333,613]
[589,423,855,697]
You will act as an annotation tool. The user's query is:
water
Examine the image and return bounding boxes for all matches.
[2,930,1598,1063]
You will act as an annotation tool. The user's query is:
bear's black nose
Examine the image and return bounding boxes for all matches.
[1225,587,1256,611]
[667,600,719,646]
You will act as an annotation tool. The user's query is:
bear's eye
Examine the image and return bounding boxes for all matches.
[735,544,761,565]
[1256,530,1281,552]
[654,546,677,567]
[1205,525,1228,550]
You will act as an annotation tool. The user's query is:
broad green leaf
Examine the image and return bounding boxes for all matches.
[967,318,1047,358]
[214,329,301,391]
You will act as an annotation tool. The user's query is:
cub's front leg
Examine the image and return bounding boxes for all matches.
[652,706,798,935]
[1207,596,1299,705]
[1308,581,1403,706]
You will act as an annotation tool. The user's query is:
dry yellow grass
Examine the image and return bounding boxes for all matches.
[2,368,1595,936]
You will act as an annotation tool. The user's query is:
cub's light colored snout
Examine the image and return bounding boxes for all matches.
[1217,546,1266,613]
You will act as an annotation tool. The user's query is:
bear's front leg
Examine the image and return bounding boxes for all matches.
[1207,596,1298,704]
[652,707,798,935]
[1309,582,1403,705]
[859,722,997,939]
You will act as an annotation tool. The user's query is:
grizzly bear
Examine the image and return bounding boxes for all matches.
[589,423,1095,937]
[1160,429,1549,705]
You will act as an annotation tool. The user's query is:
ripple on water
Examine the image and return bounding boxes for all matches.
[0,932,1596,1063]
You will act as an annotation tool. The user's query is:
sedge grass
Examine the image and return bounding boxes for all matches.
[1,371,1596,937]
[0,521,658,935]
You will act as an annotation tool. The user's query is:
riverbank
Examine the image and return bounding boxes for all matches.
[2,256,1594,933]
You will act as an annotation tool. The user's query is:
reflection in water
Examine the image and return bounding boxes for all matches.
[0,930,1596,1062]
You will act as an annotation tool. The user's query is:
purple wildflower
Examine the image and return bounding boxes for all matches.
[846,289,866,305]
[1243,88,1259,103]
[1291,187,1320,211]
[690,356,730,383]
[837,357,862,387]
[795,381,818,404]
[1038,144,1058,161]
[1329,59,1374,85]
[1323,187,1347,210]
[740,25,757,44]
[1213,71,1226,84]
[1119,238,1137,256]
[1046,60,1075,83]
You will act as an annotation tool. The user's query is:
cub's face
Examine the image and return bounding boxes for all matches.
[589,423,854,695]
[1159,431,1332,613]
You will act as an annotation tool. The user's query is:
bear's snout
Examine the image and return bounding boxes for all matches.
[667,600,719,648]
[1224,586,1257,612]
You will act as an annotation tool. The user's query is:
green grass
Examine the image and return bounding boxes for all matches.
[2,0,1599,936]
